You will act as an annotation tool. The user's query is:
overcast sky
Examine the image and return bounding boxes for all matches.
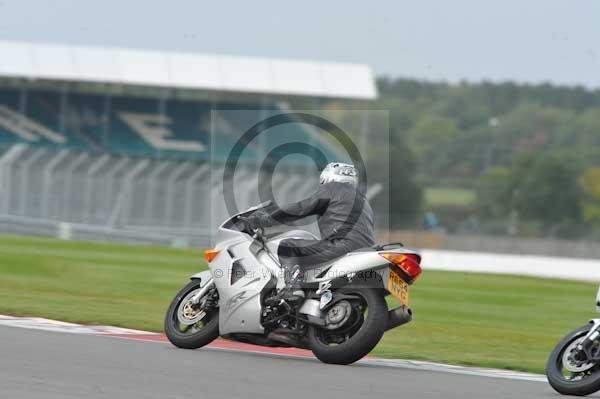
[0,0,598,88]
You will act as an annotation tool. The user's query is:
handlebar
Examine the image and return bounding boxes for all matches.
[237,215,281,267]
[237,216,265,242]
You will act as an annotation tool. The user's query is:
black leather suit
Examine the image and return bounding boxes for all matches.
[252,182,375,268]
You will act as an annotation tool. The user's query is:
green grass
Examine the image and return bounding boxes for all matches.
[0,235,202,330]
[0,234,595,373]
[424,187,476,208]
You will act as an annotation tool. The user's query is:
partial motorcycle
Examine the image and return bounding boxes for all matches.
[165,201,422,365]
[547,286,600,396]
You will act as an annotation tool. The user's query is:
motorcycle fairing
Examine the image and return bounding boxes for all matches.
[209,237,275,335]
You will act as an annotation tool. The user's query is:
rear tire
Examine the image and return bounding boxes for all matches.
[308,287,387,365]
[164,280,219,349]
[546,324,600,396]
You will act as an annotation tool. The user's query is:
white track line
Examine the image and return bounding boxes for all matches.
[0,314,154,335]
[361,358,546,382]
[0,314,547,383]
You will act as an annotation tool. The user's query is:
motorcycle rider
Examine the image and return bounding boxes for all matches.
[244,162,375,302]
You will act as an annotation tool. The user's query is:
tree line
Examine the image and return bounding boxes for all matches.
[360,78,600,239]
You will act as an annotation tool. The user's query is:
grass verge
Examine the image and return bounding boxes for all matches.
[424,187,476,208]
[0,234,595,373]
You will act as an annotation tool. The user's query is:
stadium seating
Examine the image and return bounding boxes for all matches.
[0,88,340,163]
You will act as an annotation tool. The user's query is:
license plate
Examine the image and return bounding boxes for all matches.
[387,267,409,306]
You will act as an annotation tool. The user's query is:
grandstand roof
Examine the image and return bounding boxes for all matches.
[0,40,377,100]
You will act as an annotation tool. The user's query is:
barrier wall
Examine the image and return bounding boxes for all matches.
[421,249,600,282]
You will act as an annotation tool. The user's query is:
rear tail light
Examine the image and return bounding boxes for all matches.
[204,248,221,263]
[379,253,422,281]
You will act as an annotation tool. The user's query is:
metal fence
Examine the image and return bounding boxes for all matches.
[4,143,598,259]
[0,144,317,247]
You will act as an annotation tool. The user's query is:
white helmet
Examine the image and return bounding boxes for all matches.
[319,162,358,186]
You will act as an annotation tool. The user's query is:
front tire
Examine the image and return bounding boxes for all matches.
[164,280,219,349]
[546,324,600,396]
[308,287,387,365]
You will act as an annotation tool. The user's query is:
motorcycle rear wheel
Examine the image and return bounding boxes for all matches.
[164,280,219,349]
[308,287,387,365]
[546,324,600,396]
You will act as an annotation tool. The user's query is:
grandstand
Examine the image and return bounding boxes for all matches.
[0,40,377,246]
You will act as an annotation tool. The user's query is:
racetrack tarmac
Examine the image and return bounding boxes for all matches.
[0,325,587,399]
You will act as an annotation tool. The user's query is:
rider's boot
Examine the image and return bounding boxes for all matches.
[277,264,305,305]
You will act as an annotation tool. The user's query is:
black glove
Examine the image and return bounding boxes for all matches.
[242,214,267,232]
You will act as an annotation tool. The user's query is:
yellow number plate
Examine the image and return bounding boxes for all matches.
[387,267,409,306]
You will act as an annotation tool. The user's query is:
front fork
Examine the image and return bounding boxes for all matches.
[190,277,215,305]
[578,320,600,359]
[576,286,600,360]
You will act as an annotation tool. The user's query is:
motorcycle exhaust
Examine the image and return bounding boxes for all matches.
[386,305,412,331]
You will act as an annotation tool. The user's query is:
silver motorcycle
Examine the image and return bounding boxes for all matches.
[165,202,422,365]
[547,286,600,396]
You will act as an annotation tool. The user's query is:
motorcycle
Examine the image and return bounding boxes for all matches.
[164,201,422,365]
[547,286,600,396]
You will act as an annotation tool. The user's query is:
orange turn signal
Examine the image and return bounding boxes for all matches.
[380,253,422,281]
[204,248,221,263]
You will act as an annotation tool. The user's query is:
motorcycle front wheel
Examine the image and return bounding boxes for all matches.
[164,280,219,349]
[546,324,600,396]
[308,287,387,365]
